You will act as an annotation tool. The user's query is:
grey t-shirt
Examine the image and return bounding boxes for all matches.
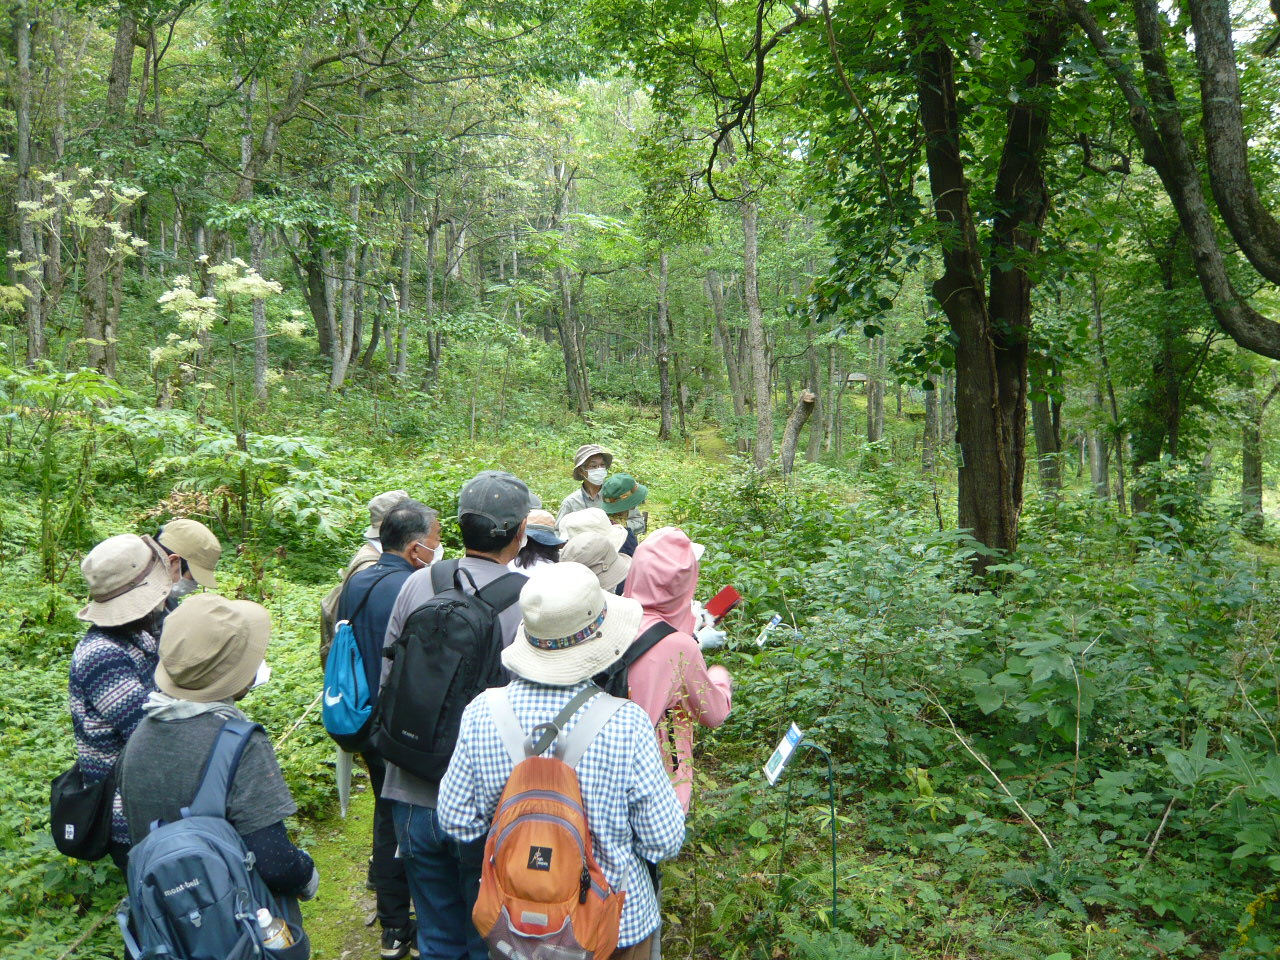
[118,713,297,844]
[380,556,526,807]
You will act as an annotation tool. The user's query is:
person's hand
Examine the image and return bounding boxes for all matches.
[708,664,733,689]
[300,866,320,901]
[696,624,726,651]
[690,599,715,632]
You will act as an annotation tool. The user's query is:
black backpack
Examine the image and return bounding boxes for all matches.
[370,560,524,784]
[593,621,676,698]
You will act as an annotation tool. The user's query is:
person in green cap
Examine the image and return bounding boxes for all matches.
[600,473,648,557]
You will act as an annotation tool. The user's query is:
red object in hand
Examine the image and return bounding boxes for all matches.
[704,586,742,622]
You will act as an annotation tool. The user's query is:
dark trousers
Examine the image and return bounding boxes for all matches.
[364,751,412,930]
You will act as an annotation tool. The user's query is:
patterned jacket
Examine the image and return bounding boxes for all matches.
[68,622,160,845]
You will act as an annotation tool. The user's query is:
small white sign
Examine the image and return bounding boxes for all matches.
[763,723,804,785]
[755,613,783,647]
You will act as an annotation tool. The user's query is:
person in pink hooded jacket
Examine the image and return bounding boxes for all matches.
[623,526,733,811]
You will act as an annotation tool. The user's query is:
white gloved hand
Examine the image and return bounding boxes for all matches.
[696,624,727,651]
[691,599,717,633]
[300,865,320,901]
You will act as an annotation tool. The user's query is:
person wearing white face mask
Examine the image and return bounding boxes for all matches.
[336,499,441,959]
[557,444,647,538]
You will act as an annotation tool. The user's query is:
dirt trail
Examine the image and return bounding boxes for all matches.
[300,769,382,959]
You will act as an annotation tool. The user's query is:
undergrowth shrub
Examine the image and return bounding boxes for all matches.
[663,470,1280,958]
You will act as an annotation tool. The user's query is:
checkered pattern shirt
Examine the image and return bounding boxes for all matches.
[438,678,686,947]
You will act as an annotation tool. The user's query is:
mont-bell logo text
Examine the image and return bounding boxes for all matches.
[163,878,201,898]
[527,846,552,871]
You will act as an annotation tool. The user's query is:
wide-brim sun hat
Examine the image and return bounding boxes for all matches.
[561,531,631,592]
[503,563,643,686]
[600,474,648,515]
[572,444,614,479]
[155,592,271,703]
[77,534,174,627]
[558,507,627,552]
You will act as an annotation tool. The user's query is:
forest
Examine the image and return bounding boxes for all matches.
[4,0,1280,956]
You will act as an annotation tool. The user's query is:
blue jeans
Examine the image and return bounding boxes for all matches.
[391,801,487,960]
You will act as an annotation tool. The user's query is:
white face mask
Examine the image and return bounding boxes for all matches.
[586,467,608,486]
[519,532,529,551]
[431,543,444,565]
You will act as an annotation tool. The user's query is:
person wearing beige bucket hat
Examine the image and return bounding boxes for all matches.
[561,530,631,594]
[556,444,647,539]
[320,489,413,666]
[439,563,685,959]
[67,533,175,866]
[116,592,320,900]
[156,518,222,606]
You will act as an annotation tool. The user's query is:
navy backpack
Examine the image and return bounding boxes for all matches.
[118,719,309,960]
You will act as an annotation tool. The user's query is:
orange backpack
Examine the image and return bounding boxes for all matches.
[474,685,627,960]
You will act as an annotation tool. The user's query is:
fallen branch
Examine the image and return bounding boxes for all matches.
[928,693,1055,851]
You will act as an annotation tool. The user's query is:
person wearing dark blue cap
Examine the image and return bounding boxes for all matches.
[509,508,566,571]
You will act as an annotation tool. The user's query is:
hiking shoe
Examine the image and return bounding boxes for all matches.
[380,924,417,960]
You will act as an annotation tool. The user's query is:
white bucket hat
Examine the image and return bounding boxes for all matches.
[558,507,627,552]
[77,534,173,627]
[503,563,642,687]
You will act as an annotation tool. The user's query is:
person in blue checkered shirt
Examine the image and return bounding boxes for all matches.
[438,562,686,960]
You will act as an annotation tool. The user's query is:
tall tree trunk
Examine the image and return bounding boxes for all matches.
[84,7,136,376]
[41,5,68,331]
[909,2,1064,570]
[424,207,440,383]
[656,251,673,440]
[707,267,748,451]
[743,200,772,467]
[1088,386,1111,501]
[396,163,414,379]
[806,328,825,461]
[867,335,885,442]
[1241,376,1280,539]
[249,222,268,399]
[1031,377,1062,494]
[14,3,44,363]
[781,391,817,475]
[923,384,940,474]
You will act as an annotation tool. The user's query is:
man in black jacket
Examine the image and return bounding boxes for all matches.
[338,499,440,959]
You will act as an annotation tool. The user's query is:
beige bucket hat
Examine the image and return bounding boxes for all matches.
[572,444,614,479]
[77,534,173,627]
[561,531,631,592]
[503,563,642,687]
[155,593,271,703]
[365,490,411,539]
[558,507,627,552]
[159,519,221,589]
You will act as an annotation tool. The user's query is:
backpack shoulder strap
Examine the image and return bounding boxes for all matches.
[623,621,677,668]
[560,694,628,769]
[486,688,527,766]
[185,718,262,820]
[340,566,400,627]
[430,558,460,594]
[475,571,525,614]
